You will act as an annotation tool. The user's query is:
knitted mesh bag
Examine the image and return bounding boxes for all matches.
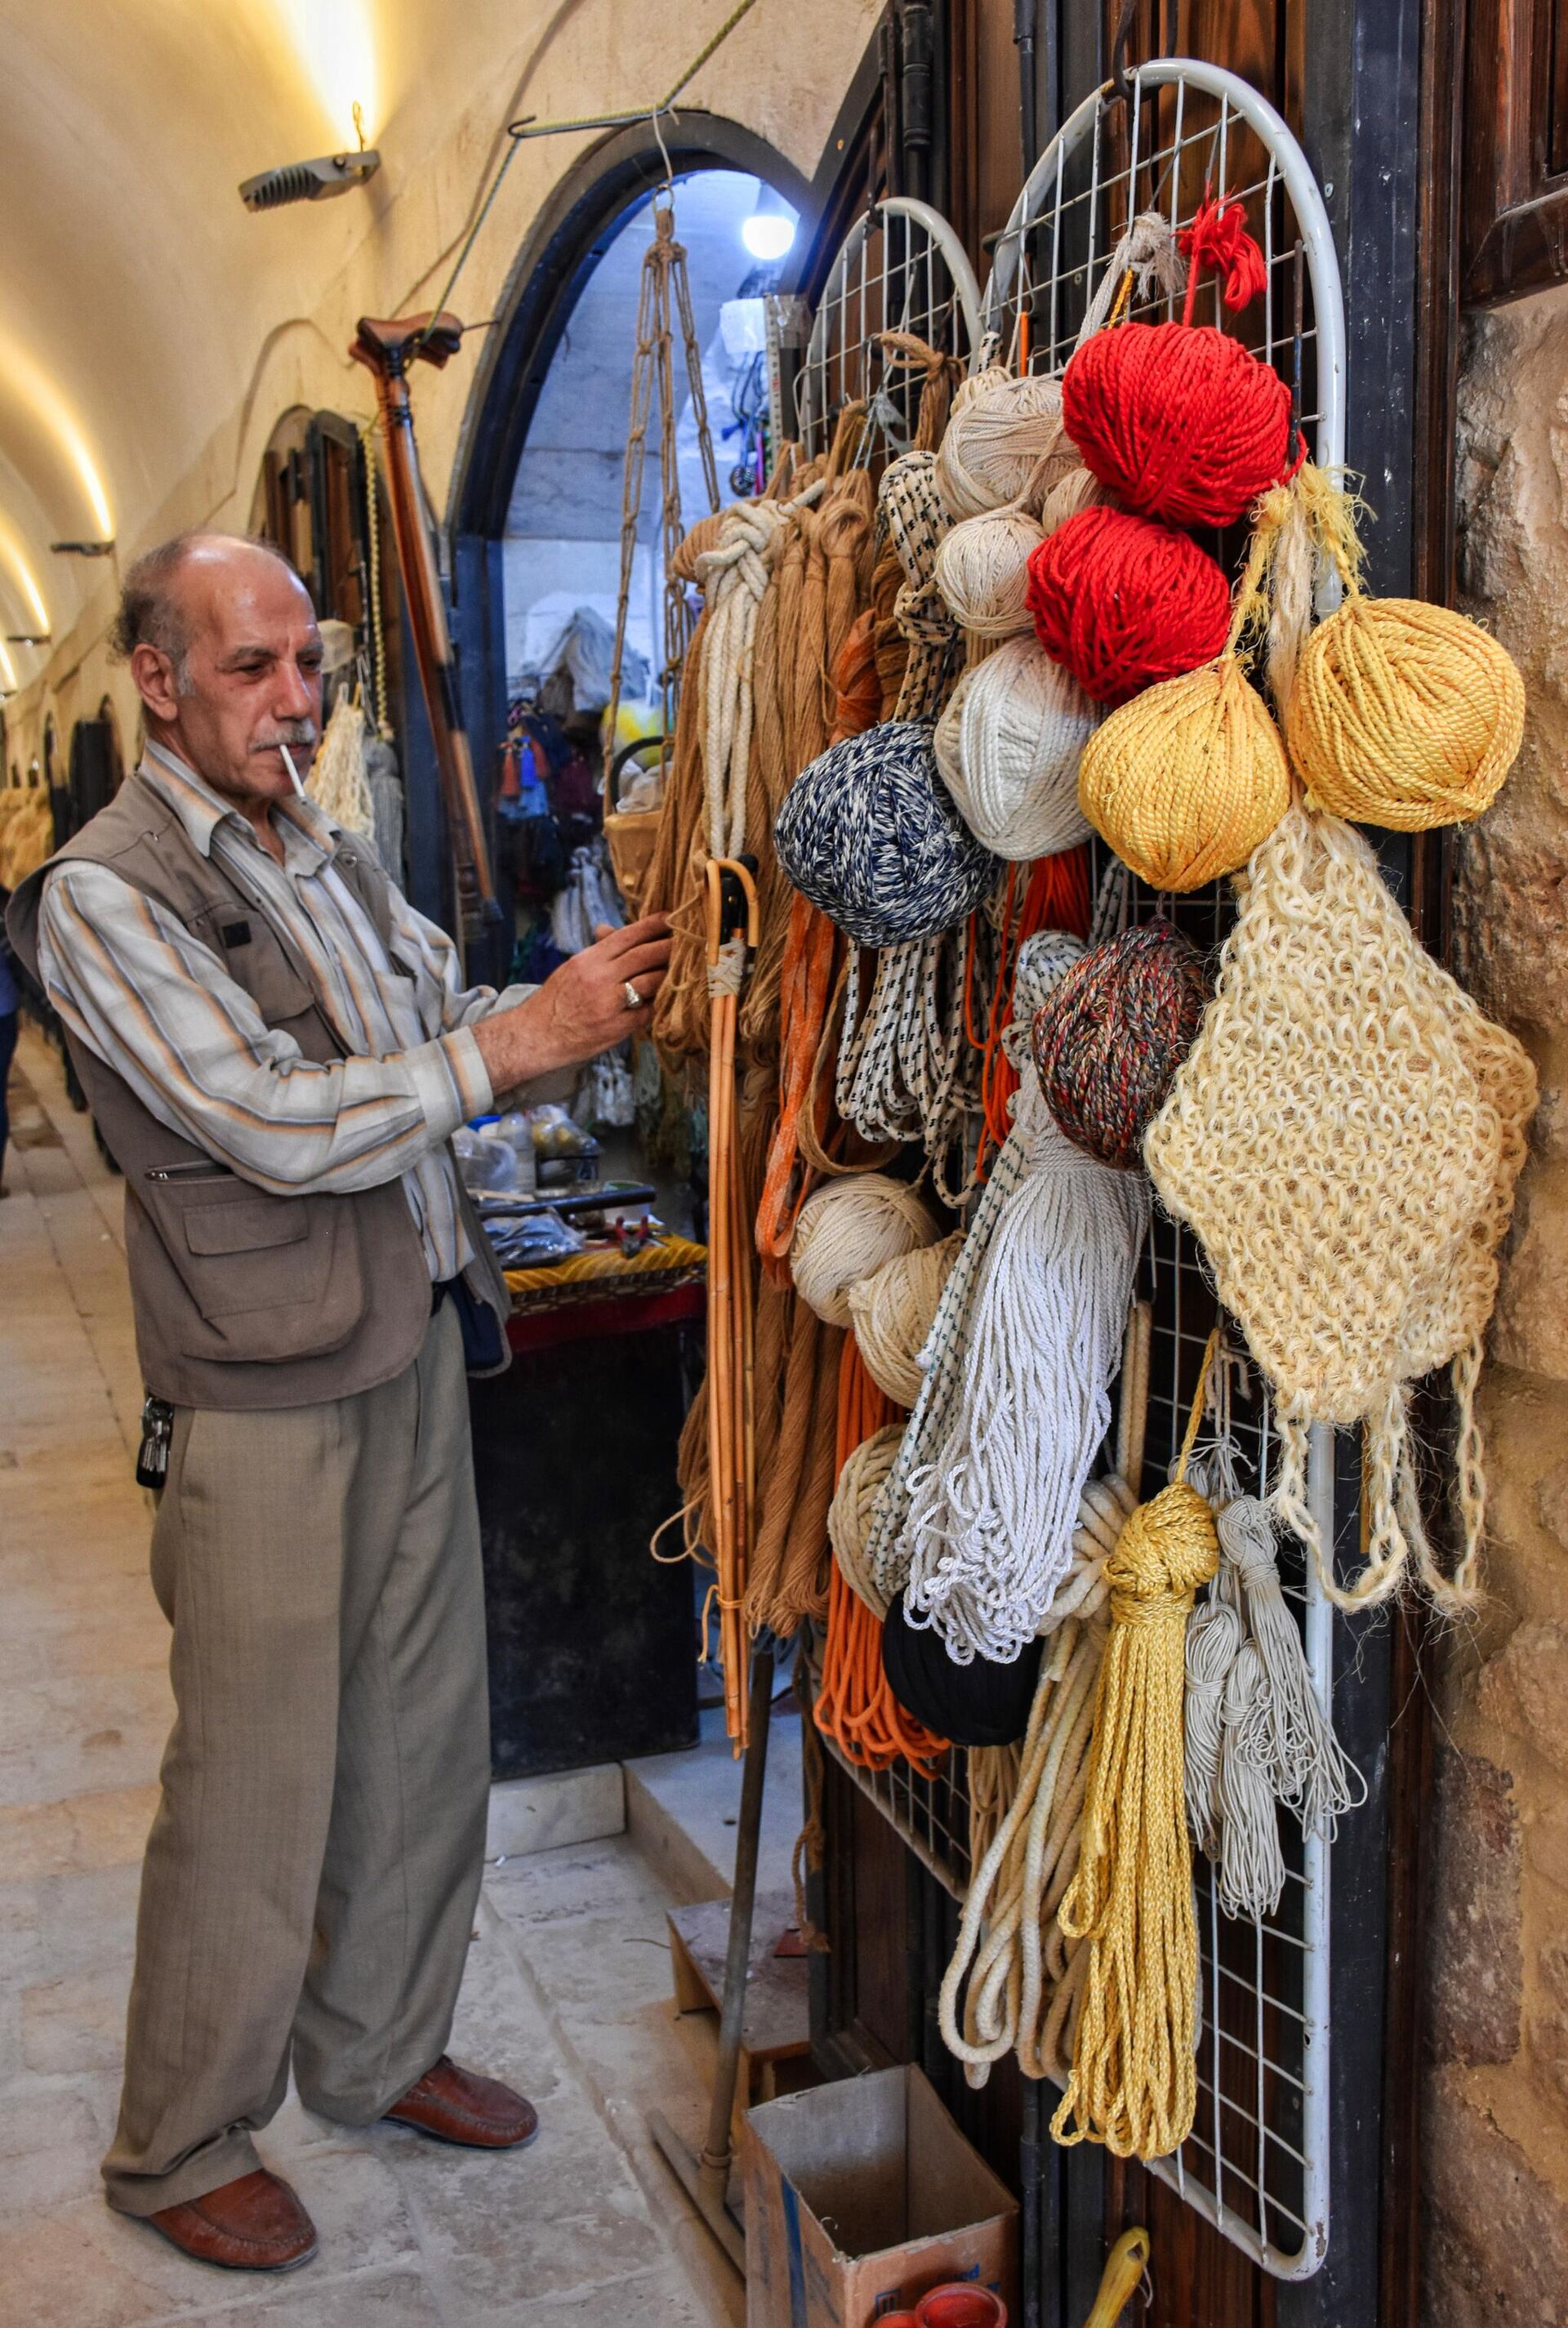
[1144,799,1534,1611]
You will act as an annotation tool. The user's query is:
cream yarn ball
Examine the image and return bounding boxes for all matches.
[847,1231,963,1407]
[790,1172,942,1328]
[829,1425,905,1617]
[934,503,1045,637]
[936,369,1070,520]
[934,636,1098,860]
[1040,464,1116,536]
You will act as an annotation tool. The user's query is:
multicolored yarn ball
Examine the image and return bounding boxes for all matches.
[1031,921,1213,1169]
[1285,595,1526,831]
[1076,652,1291,891]
[936,368,1070,520]
[1061,198,1293,531]
[933,636,1097,860]
[1027,506,1231,707]
[775,719,1002,945]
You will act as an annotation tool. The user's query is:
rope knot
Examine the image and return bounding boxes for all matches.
[1216,1493,1281,1590]
[1106,1480,1218,1608]
[1179,197,1267,314]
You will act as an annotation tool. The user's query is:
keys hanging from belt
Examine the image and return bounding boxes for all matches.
[136,1395,175,1489]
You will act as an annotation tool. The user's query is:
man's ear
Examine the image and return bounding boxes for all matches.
[129,642,181,724]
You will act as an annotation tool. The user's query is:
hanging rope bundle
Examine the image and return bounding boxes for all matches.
[881,451,963,718]
[933,637,1098,861]
[1281,464,1525,828]
[1031,921,1213,1168]
[774,720,1001,947]
[604,199,721,782]
[815,1340,948,1774]
[1145,799,1535,1610]
[1028,506,1232,707]
[306,692,377,836]
[1062,198,1293,531]
[1214,1495,1363,1836]
[1211,1642,1287,1919]
[789,1171,941,1327]
[936,367,1071,520]
[848,1232,963,1408]
[867,934,1149,1660]
[1050,1338,1221,2161]
[834,917,996,1207]
[1073,513,1293,890]
[937,1304,1152,2090]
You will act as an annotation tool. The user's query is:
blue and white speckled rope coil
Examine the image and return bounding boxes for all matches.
[866,932,1151,1664]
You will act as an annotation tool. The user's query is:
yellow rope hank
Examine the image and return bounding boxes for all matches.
[1283,462,1525,829]
[1050,1334,1220,2161]
[1076,502,1290,894]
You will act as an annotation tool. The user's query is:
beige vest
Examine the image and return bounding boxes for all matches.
[7,774,510,1410]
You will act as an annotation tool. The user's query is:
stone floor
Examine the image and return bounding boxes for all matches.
[0,1021,761,2327]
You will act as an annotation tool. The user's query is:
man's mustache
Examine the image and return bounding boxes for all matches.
[252,728,317,752]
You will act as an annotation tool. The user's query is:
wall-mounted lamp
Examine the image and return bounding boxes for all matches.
[51,540,114,558]
[742,181,795,264]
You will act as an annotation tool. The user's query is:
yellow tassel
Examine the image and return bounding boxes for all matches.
[1050,1333,1220,2161]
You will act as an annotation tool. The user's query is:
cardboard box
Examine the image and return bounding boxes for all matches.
[741,2065,1018,2328]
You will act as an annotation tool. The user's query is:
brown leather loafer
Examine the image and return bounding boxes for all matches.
[145,2168,318,2272]
[384,2054,540,2149]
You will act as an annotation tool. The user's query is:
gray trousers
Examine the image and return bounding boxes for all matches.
[103,1300,491,2216]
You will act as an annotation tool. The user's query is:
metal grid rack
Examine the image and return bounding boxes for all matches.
[792,197,982,463]
[821,62,1347,2286]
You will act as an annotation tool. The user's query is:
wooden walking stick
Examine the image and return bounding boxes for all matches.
[704,854,760,1750]
[350,311,501,961]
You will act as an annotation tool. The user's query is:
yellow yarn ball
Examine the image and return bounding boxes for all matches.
[1285,596,1525,829]
[1077,655,1290,893]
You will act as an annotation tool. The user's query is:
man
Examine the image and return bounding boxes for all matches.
[7,533,671,2275]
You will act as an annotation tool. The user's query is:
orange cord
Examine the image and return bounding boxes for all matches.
[813,1340,948,1776]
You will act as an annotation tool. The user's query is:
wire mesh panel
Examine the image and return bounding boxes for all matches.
[793,197,983,463]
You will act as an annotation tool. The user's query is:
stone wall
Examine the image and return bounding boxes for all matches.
[1425,281,1568,2325]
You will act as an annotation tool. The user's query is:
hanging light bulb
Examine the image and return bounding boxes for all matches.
[742,181,795,263]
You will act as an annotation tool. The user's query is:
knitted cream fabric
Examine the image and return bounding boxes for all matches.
[1145,800,1532,1610]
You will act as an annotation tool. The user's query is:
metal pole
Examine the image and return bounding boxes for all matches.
[650,1643,776,2272]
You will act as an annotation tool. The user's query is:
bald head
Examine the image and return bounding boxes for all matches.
[117,532,325,823]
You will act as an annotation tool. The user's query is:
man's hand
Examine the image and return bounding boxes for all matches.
[470,914,672,1097]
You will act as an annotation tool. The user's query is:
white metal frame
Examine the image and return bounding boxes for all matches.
[793,195,982,460]
[978,60,1346,2282]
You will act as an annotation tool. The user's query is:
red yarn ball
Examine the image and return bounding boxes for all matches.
[1026,506,1231,707]
[1062,322,1292,530]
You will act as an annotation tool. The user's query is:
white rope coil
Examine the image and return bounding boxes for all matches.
[1040,465,1116,537]
[789,1171,941,1329]
[848,1232,963,1408]
[933,636,1098,861]
[934,502,1045,638]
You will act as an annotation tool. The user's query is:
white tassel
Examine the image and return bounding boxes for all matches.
[1184,1596,1243,1858]
[1215,1496,1364,1839]
[1214,1643,1287,1920]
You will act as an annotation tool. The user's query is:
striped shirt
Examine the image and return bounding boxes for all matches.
[37,742,528,1281]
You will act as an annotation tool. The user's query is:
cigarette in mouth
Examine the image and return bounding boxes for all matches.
[279,745,306,800]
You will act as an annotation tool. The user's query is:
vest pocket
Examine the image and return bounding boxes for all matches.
[133,1175,368,1358]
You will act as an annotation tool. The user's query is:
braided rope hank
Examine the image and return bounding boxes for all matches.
[1051,1339,1220,2161]
[1214,1641,1287,1920]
